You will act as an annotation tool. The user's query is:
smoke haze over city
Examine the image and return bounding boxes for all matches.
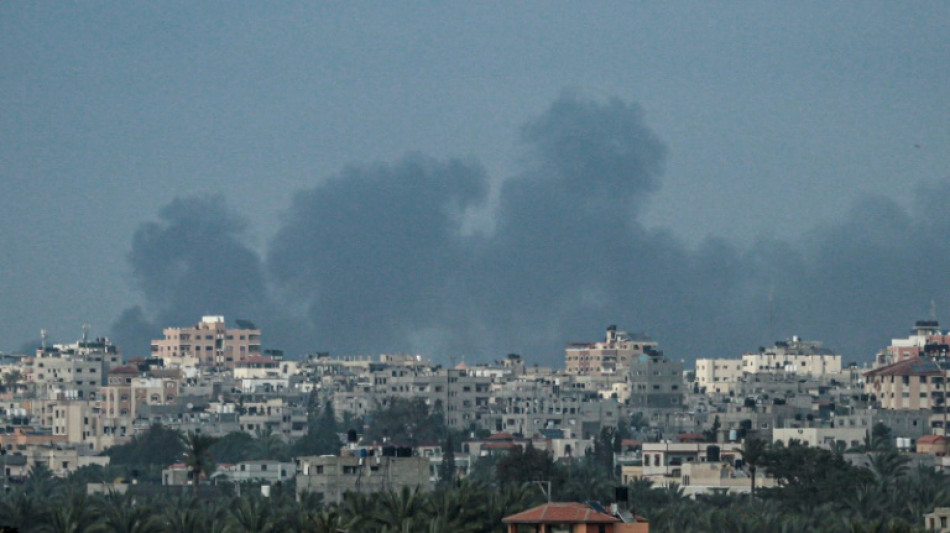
[3,3,949,364]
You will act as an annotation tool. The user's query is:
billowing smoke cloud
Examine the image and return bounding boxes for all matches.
[267,155,489,355]
[110,195,276,356]
[112,93,950,364]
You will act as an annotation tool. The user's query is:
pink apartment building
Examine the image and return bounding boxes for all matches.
[565,325,658,376]
[151,316,261,369]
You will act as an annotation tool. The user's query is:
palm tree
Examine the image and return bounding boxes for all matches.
[2,370,23,395]
[336,491,378,532]
[23,463,58,498]
[32,491,96,533]
[559,457,613,502]
[251,427,288,461]
[481,482,539,531]
[0,491,46,532]
[226,494,280,533]
[740,437,768,498]
[374,487,427,531]
[90,491,159,533]
[180,431,219,497]
[424,480,482,533]
[292,507,353,533]
[155,495,206,533]
[868,449,910,483]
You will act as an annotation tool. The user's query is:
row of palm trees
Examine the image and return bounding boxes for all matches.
[0,456,945,533]
[0,423,945,532]
[0,478,544,533]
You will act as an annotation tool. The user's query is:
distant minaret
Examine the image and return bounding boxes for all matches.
[40,328,48,351]
[82,322,90,344]
[931,299,938,322]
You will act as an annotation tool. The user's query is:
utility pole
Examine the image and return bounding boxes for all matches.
[532,480,552,502]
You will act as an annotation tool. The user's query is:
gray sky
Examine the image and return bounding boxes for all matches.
[2,3,949,364]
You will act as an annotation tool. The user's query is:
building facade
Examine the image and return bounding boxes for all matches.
[151,316,261,369]
[566,325,658,376]
[295,454,431,504]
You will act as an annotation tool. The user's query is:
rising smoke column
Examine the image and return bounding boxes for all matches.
[110,195,273,355]
[266,155,490,355]
[114,93,950,364]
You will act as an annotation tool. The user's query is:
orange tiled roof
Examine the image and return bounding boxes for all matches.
[918,434,947,444]
[482,442,520,450]
[487,431,516,441]
[503,502,620,524]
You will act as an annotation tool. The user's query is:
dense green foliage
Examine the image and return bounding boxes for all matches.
[291,400,343,457]
[102,423,185,482]
[364,397,448,444]
[78,413,950,532]
[209,431,256,463]
[3,437,950,533]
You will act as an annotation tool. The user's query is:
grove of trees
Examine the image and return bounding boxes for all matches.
[11,405,947,532]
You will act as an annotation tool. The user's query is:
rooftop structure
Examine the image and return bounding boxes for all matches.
[880,320,950,366]
[566,325,658,376]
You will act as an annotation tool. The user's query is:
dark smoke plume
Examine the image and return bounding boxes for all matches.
[112,93,949,364]
[111,195,276,357]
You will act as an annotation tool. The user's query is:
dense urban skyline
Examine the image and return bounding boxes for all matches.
[3,3,949,363]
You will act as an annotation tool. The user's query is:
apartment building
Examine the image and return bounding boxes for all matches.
[151,316,261,369]
[565,325,658,376]
[882,320,950,365]
[864,356,949,410]
[742,337,842,376]
[628,351,684,408]
[695,358,745,394]
[26,337,119,401]
[696,337,842,395]
[238,397,307,440]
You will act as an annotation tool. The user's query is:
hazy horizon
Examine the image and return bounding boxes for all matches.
[3,3,949,365]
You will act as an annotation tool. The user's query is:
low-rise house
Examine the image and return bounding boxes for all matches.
[21,444,109,477]
[924,507,950,532]
[213,460,295,485]
[638,442,742,480]
[772,427,867,451]
[295,453,431,504]
[918,435,949,456]
[0,427,66,450]
[162,463,192,487]
[502,502,649,533]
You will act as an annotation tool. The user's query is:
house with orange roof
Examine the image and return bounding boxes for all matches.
[917,434,949,456]
[502,501,648,533]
